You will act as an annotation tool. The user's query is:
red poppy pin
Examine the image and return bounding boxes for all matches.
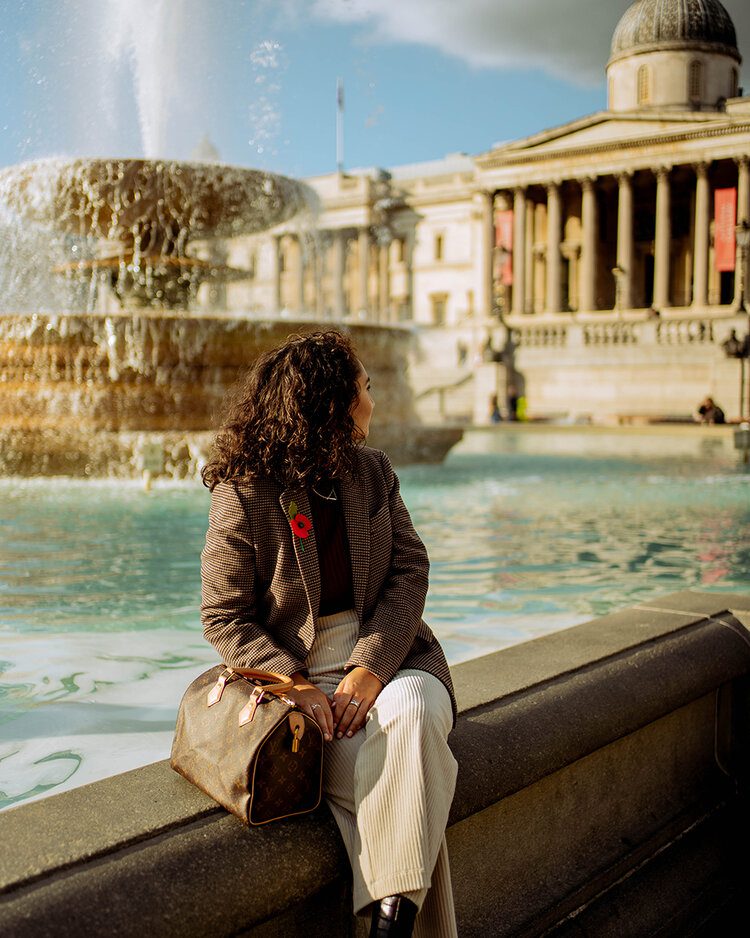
[288,500,312,551]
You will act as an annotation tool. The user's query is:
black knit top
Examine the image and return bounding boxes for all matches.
[308,481,355,617]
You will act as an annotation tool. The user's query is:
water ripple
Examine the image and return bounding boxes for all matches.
[0,446,749,810]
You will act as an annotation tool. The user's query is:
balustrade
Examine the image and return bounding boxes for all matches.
[655,318,715,344]
[514,325,568,348]
[583,322,639,346]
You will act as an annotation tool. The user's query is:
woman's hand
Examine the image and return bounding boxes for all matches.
[332,667,383,738]
[287,674,334,742]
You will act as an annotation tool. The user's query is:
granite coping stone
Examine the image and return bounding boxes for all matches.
[1,590,749,902]
[449,615,750,823]
[0,809,350,938]
[454,590,750,713]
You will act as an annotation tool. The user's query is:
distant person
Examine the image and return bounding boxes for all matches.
[489,394,502,424]
[696,397,725,425]
[507,385,519,421]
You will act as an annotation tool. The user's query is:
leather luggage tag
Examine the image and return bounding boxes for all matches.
[288,712,305,752]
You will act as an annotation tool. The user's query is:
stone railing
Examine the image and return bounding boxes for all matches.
[583,321,640,345]
[512,325,568,348]
[510,315,737,352]
[1,590,749,936]
[655,317,716,344]
[414,371,474,423]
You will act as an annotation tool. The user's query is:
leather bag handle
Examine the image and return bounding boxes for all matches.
[229,667,294,695]
[207,667,295,708]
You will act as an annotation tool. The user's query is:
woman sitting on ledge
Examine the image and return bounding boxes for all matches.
[200,331,458,938]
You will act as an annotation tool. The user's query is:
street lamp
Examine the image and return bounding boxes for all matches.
[723,323,750,463]
[722,222,750,428]
[722,327,750,423]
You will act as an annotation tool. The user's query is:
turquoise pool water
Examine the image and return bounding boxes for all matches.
[1,428,748,809]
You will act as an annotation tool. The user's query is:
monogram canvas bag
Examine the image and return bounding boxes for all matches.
[171,665,324,825]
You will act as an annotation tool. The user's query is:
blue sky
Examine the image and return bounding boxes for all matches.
[0,0,748,179]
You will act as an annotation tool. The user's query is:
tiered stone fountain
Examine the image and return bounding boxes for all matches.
[0,157,459,477]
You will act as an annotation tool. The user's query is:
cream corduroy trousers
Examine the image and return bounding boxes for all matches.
[306,609,458,937]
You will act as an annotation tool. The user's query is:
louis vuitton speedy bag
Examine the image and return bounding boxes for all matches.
[171,665,324,825]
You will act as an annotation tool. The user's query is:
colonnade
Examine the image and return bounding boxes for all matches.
[269,226,406,321]
[489,156,750,316]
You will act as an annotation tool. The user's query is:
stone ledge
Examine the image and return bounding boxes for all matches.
[1,590,749,936]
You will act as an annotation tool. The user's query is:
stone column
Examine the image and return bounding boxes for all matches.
[378,244,391,322]
[480,190,495,318]
[545,182,562,313]
[616,172,634,311]
[295,236,306,312]
[580,177,597,312]
[314,236,326,318]
[272,235,282,312]
[358,227,370,318]
[524,197,535,313]
[404,233,415,322]
[735,157,750,308]
[692,162,710,309]
[333,230,346,320]
[512,187,526,314]
[654,167,672,310]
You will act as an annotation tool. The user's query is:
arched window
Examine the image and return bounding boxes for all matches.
[731,67,739,98]
[688,60,703,101]
[637,65,650,105]
[608,76,615,109]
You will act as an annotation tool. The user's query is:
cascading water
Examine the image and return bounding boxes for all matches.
[0,314,437,476]
[0,156,310,311]
[0,1,460,478]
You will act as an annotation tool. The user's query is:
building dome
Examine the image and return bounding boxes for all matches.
[610,0,740,64]
[606,0,742,112]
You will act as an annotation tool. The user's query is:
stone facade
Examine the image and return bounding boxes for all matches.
[216,0,750,424]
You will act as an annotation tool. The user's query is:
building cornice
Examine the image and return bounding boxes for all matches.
[477,109,724,163]
[607,39,742,67]
[476,120,750,174]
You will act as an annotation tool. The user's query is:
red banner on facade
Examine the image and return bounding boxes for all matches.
[714,188,737,272]
[495,210,514,285]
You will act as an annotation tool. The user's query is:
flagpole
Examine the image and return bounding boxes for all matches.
[336,77,344,175]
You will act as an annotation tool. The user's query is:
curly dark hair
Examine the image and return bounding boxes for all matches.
[201,330,364,490]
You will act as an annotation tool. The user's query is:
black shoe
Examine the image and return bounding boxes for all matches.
[369,894,418,938]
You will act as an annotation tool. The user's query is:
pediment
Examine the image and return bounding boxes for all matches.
[480,110,729,162]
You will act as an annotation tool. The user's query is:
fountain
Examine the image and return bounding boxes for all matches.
[0,157,306,310]
[0,157,457,476]
[0,6,460,478]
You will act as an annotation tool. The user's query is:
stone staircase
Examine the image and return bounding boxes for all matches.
[410,365,475,424]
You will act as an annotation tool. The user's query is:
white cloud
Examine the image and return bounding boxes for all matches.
[311,0,750,86]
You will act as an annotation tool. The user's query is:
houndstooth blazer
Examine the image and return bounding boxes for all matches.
[201,446,456,722]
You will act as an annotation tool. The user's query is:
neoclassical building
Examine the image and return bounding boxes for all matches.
[225,0,750,423]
